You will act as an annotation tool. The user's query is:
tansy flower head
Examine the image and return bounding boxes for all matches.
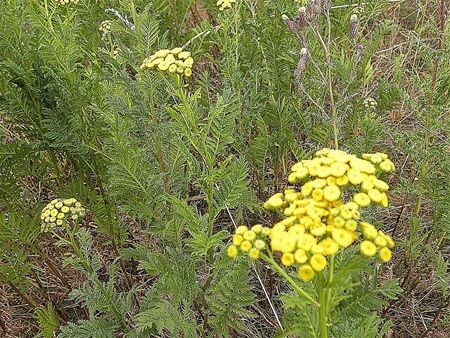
[56,0,79,5]
[363,97,378,110]
[99,20,112,35]
[41,198,85,233]
[217,0,236,11]
[227,148,396,280]
[141,47,194,77]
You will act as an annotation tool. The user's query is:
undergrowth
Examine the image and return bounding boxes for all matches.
[0,0,448,337]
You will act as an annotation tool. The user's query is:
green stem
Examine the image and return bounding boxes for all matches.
[326,255,334,313]
[318,273,328,338]
[43,0,54,32]
[261,253,320,306]
[311,14,338,149]
[328,65,339,150]
[414,115,431,215]
[129,0,138,26]
[149,95,170,193]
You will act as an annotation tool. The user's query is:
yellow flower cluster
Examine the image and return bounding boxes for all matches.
[227,224,270,260]
[217,0,236,11]
[56,0,79,5]
[99,20,112,35]
[41,198,85,233]
[140,48,193,77]
[363,97,377,110]
[228,148,395,282]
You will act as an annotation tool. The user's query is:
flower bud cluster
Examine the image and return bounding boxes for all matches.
[99,20,112,36]
[363,97,378,110]
[56,0,79,5]
[359,222,394,262]
[140,48,193,77]
[228,148,395,282]
[227,224,271,260]
[217,0,236,11]
[41,198,85,233]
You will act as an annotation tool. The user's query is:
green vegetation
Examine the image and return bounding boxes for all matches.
[0,0,448,337]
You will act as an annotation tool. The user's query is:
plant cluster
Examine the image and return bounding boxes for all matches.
[0,0,448,337]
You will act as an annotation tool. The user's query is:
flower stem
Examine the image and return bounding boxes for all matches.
[318,272,328,338]
[326,255,335,312]
[261,253,320,306]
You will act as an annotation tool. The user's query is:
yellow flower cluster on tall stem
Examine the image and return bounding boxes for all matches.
[56,0,79,5]
[228,148,395,278]
[228,148,395,337]
[41,198,85,232]
[140,48,193,77]
[217,0,236,11]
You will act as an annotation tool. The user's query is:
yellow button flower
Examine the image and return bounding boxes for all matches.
[360,240,377,256]
[236,225,248,235]
[301,182,314,196]
[349,158,375,174]
[312,188,324,201]
[184,57,194,67]
[158,61,171,71]
[330,162,347,177]
[368,189,382,203]
[254,239,266,250]
[323,185,341,201]
[168,64,177,73]
[310,254,327,271]
[243,230,256,241]
[297,234,317,251]
[311,179,327,189]
[251,224,263,233]
[262,227,271,236]
[344,219,358,231]
[298,264,315,281]
[336,175,349,186]
[178,51,191,59]
[374,236,387,247]
[317,166,331,178]
[232,234,243,246]
[318,238,339,255]
[184,68,192,77]
[361,180,374,192]
[294,249,308,263]
[332,228,354,247]
[380,193,389,207]
[347,169,363,184]
[165,54,175,63]
[354,193,371,207]
[171,47,183,54]
[378,247,392,262]
[281,253,295,266]
[310,223,326,237]
[249,248,260,260]
[374,180,389,192]
[362,226,378,240]
[240,240,252,252]
[227,245,238,258]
